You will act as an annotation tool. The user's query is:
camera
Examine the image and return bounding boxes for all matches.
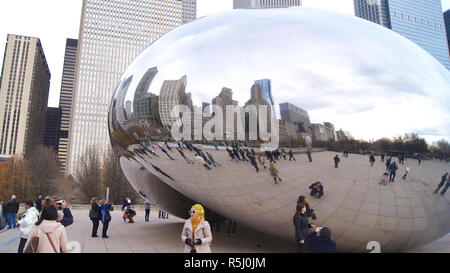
[56,200,63,210]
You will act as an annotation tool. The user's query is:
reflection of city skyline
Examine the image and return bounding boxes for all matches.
[120,72,353,144]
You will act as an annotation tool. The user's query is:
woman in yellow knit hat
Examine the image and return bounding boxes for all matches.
[269,162,282,184]
[181,204,212,253]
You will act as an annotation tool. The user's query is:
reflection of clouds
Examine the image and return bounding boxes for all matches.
[117,7,450,142]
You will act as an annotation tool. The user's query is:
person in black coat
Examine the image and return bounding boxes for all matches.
[389,162,398,182]
[305,227,336,253]
[7,195,19,229]
[89,197,101,237]
[333,155,340,168]
[294,204,310,253]
[36,195,43,213]
[59,200,73,227]
[309,182,324,198]
[297,195,317,220]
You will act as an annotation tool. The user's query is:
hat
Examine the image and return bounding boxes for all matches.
[320,227,332,239]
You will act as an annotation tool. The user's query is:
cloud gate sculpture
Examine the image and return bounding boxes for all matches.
[108,8,450,252]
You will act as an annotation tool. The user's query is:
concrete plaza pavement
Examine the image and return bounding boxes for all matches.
[0,208,448,253]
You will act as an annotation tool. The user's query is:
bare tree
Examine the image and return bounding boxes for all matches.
[76,146,103,202]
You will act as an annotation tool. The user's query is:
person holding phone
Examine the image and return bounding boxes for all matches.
[305,226,336,253]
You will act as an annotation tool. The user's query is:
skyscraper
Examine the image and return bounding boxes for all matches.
[58,39,77,172]
[444,9,450,55]
[67,0,197,175]
[279,102,310,126]
[254,79,277,119]
[233,0,302,9]
[44,107,62,152]
[354,0,450,69]
[158,75,191,128]
[0,34,51,159]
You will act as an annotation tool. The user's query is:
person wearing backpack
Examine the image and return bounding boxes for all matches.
[17,201,40,253]
[23,205,68,253]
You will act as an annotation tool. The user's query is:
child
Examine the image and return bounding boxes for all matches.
[402,167,410,180]
[380,172,389,185]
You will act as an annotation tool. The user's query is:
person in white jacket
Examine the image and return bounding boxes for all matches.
[17,201,40,253]
[181,204,212,253]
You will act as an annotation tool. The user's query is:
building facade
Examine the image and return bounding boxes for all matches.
[158,75,190,128]
[233,0,302,9]
[444,9,450,55]
[67,0,197,174]
[354,0,450,69]
[57,39,77,171]
[44,107,62,151]
[0,34,51,159]
[254,79,277,119]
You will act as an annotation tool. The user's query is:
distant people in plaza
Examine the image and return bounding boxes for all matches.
[305,226,336,253]
[289,149,297,161]
[380,172,389,185]
[258,154,267,169]
[206,152,221,167]
[181,204,212,253]
[226,219,237,237]
[122,198,131,211]
[434,173,448,194]
[195,153,212,170]
[177,147,194,164]
[369,154,376,167]
[281,149,287,160]
[294,204,310,253]
[100,200,112,238]
[440,176,450,196]
[144,201,151,222]
[380,153,385,162]
[385,157,392,171]
[6,195,19,229]
[343,150,349,157]
[333,155,340,168]
[123,207,136,223]
[389,162,398,182]
[36,195,43,213]
[159,209,168,219]
[89,197,101,237]
[210,211,222,232]
[297,195,317,220]
[269,162,282,184]
[402,167,410,180]
[17,201,39,253]
[418,155,422,165]
[227,148,239,163]
[266,150,275,163]
[239,148,249,162]
[24,205,68,253]
[157,143,175,160]
[309,182,324,198]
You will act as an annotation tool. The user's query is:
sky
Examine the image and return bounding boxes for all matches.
[0,0,449,141]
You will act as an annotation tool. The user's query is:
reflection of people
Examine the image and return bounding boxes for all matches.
[181,204,212,253]
[402,167,410,180]
[144,201,151,222]
[306,150,312,162]
[434,173,448,194]
[269,162,282,184]
[226,219,237,237]
[297,195,317,220]
[294,204,310,253]
[380,172,389,185]
[369,154,375,166]
[441,177,450,196]
[333,155,340,168]
[309,182,324,198]
[389,162,398,182]
[258,154,267,169]
[305,227,336,253]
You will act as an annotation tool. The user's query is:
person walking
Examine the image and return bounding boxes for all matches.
[177,147,194,164]
[258,154,267,169]
[369,154,376,167]
[100,200,112,238]
[269,162,282,184]
[248,154,259,172]
[281,149,287,160]
[305,226,336,253]
[385,157,392,171]
[289,149,297,161]
[23,205,68,253]
[380,153,385,163]
[402,167,410,180]
[35,195,43,213]
[389,162,398,182]
[17,201,39,253]
[226,219,237,237]
[144,201,151,222]
[294,204,310,253]
[434,173,448,194]
[206,152,221,167]
[195,154,212,170]
[306,150,312,162]
[89,197,101,237]
[7,195,19,229]
[181,204,212,253]
[333,155,340,168]
[441,176,450,196]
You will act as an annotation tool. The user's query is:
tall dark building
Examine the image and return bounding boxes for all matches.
[279,102,310,125]
[444,9,450,55]
[44,107,62,151]
[58,39,77,171]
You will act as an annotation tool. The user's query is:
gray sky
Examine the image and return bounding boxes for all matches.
[0,0,449,113]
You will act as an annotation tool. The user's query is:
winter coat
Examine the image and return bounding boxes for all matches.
[294,213,309,243]
[17,207,39,239]
[305,232,336,253]
[90,203,101,221]
[181,218,212,253]
[100,204,112,223]
[24,220,68,253]
[59,208,73,227]
[7,199,19,213]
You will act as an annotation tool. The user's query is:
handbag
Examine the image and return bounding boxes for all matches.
[104,212,111,222]
[89,208,99,219]
[23,227,39,253]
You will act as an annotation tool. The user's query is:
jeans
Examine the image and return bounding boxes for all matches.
[102,220,110,237]
[145,209,150,221]
[18,238,27,253]
[91,219,99,236]
[7,213,16,229]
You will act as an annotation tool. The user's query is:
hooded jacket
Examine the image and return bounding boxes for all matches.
[24,220,68,253]
[18,207,39,239]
